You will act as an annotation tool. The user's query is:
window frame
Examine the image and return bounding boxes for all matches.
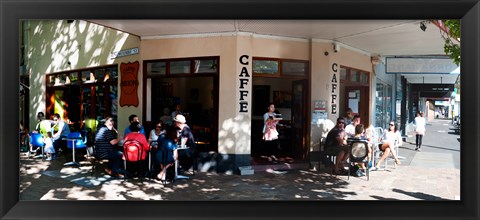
[252,57,309,78]
[144,56,219,77]
[339,65,369,86]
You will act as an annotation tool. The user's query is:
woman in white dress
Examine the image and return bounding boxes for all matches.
[414,111,426,151]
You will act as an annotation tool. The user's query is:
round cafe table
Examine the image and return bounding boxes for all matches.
[62,137,83,167]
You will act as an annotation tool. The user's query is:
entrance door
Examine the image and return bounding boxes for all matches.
[291,80,307,160]
[344,86,369,126]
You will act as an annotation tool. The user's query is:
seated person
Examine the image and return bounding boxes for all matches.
[94,117,124,177]
[51,113,71,157]
[344,115,361,138]
[123,122,150,176]
[350,124,371,171]
[33,112,52,137]
[19,120,30,152]
[324,118,349,174]
[372,121,402,170]
[148,120,166,146]
[155,126,179,180]
[124,114,146,137]
[159,107,173,127]
[174,114,196,172]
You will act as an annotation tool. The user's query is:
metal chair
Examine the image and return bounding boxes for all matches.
[65,131,88,166]
[371,127,385,169]
[318,137,337,175]
[373,128,401,170]
[29,132,45,160]
[123,139,147,181]
[347,139,370,180]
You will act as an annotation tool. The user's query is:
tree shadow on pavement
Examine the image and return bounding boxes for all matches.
[392,188,444,200]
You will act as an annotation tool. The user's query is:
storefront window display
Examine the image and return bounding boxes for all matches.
[46,65,118,131]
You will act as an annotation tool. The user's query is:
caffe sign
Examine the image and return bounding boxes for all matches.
[120,61,140,107]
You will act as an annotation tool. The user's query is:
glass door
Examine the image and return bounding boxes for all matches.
[375,82,392,129]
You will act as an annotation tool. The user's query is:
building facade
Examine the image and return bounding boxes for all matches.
[21,20,421,173]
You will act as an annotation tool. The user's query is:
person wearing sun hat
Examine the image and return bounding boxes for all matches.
[173,114,196,172]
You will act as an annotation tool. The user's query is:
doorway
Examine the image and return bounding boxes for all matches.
[251,77,308,164]
[147,76,218,152]
[339,66,370,126]
[343,86,369,126]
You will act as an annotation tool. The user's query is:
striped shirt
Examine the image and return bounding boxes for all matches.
[94,125,117,159]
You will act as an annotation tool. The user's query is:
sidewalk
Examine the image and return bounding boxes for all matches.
[19,119,460,201]
[19,153,459,201]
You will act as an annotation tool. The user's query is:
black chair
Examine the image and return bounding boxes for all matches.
[123,139,147,181]
[86,145,103,177]
[347,139,370,180]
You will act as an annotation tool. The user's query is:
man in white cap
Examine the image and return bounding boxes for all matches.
[174,114,196,172]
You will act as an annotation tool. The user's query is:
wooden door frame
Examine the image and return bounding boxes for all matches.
[291,79,308,160]
[344,86,370,126]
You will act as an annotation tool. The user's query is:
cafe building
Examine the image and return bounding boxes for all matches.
[22,20,396,173]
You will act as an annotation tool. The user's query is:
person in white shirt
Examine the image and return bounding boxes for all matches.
[414,111,426,151]
[345,115,360,138]
[170,104,182,119]
[371,121,402,170]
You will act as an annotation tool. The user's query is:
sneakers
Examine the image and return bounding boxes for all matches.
[45,157,52,161]
[415,147,421,152]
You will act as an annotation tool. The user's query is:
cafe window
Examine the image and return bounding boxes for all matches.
[340,66,369,86]
[45,65,118,129]
[170,60,191,74]
[253,59,279,75]
[282,61,308,76]
[340,68,347,81]
[147,61,167,76]
[145,56,219,76]
[253,58,308,77]
[194,59,218,74]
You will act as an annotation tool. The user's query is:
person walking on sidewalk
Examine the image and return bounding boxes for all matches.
[414,111,426,151]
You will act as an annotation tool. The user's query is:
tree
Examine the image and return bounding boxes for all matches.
[441,20,460,66]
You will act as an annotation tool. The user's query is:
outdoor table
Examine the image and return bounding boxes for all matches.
[62,137,83,167]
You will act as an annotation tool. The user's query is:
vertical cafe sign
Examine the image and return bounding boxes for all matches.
[238,55,250,113]
[120,61,140,107]
[330,62,338,115]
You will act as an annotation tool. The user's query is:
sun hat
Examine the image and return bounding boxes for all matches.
[173,114,186,124]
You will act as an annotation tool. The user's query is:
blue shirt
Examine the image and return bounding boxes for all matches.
[124,125,146,137]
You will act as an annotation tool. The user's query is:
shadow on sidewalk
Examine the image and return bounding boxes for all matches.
[392,188,444,200]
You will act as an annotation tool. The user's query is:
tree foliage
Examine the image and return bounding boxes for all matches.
[442,20,460,66]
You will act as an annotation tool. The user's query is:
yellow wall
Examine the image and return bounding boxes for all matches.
[26,20,141,132]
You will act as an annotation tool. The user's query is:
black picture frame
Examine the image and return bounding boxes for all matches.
[1,0,479,220]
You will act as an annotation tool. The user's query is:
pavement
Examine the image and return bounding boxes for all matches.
[19,118,460,201]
